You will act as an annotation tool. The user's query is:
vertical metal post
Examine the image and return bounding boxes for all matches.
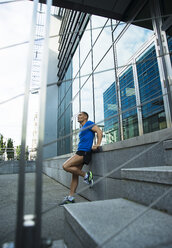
[150,0,172,128]
[34,0,52,247]
[132,58,144,136]
[111,19,123,141]
[78,41,81,113]
[15,1,38,247]
[90,17,96,124]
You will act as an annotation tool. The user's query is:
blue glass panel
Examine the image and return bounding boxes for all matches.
[136,44,166,133]
[103,82,119,143]
[119,67,139,139]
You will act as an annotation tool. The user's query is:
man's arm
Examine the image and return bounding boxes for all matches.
[91,125,103,150]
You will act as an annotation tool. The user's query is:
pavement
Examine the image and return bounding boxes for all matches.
[0,173,89,247]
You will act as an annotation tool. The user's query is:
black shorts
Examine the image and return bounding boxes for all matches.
[76,150,92,165]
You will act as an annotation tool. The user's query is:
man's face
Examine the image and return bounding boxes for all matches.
[77,112,87,123]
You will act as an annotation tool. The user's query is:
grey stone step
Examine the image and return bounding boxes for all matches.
[64,198,172,248]
[121,166,172,185]
[52,239,67,248]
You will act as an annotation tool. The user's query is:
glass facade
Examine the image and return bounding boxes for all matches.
[57,13,172,155]
[57,64,72,155]
[103,83,119,143]
[168,36,172,66]
[119,67,138,139]
[136,44,166,133]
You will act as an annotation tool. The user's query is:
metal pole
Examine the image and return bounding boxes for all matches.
[90,17,96,124]
[34,0,52,247]
[15,1,38,247]
[79,41,81,113]
[150,0,172,127]
[132,58,144,136]
[111,19,123,141]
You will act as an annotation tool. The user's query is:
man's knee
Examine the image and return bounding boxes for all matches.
[63,163,68,171]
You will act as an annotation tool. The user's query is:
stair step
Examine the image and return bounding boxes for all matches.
[64,198,172,248]
[52,239,67,248]
[121,166,172,185]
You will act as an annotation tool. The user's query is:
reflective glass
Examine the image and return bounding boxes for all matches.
[93,20,114,72]
[72,96,80,152]
[80,78,93,121]
[119,67,139,139]
[167,36,172,66]
[103,82,119,143]
[136,44,167,133]
[94,70,116,145]
[80,22,91,65]
[116,25,153,68]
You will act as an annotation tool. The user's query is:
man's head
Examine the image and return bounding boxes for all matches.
[77,112,89,124]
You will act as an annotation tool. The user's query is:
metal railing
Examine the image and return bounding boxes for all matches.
[0,0,172,247]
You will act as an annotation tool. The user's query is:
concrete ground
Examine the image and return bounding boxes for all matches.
[0,173,88,246]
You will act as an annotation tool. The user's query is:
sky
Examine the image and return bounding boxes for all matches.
[0,0,38,148]
[0,0,153,149]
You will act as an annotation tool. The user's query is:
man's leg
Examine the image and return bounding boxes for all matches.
[63,154,86,177]
[69,165,83,196]
[59,156,85,205]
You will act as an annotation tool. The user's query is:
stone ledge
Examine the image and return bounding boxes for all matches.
[164,140,172,150]
[102,128,172,152]
[44,128,172,162]
[121,166,172,185]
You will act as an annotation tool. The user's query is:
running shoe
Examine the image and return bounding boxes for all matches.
[84,171,93,186]
[58,196,75,206]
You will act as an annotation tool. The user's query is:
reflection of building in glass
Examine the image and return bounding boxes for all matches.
[56,10,172,155]
[103,38,172,144]
[136,44,166,133]
[120,66,139,140]
[72,128,79,153]
[103,83,119,143]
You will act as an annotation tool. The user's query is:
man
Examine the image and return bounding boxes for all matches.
[59,111,103,205]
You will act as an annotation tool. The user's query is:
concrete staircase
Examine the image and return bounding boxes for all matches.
[62,166,172,248]
[121,166,172,214]
[64,199,172,248]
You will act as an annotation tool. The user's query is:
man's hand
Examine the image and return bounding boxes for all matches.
[92,144,100,151]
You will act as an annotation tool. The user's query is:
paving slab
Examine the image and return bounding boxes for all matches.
[0,173,88,246]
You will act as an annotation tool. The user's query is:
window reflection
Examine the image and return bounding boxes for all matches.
[119,67,139,139]
[57,13,170,155]
[136,44,166,133]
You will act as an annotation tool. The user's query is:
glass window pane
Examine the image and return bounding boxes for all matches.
[93,22,114,72]
[94,70,116,145]
[136,44,167,133]
[80,23,91,64]
[116,25,153,68]
[119,66,139,139]
[81,79,93,121]
[72,96,80,152]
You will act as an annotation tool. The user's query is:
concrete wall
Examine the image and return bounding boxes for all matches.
[0,161,35,174]
[44,15,61,159]
[43,128,172,201]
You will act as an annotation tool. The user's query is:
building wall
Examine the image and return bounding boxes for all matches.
[57,63,73,156]
[44,15,61,159]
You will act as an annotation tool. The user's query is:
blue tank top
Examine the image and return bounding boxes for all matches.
[78,121,95,152]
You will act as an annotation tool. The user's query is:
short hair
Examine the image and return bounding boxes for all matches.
[81,111,89,120]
